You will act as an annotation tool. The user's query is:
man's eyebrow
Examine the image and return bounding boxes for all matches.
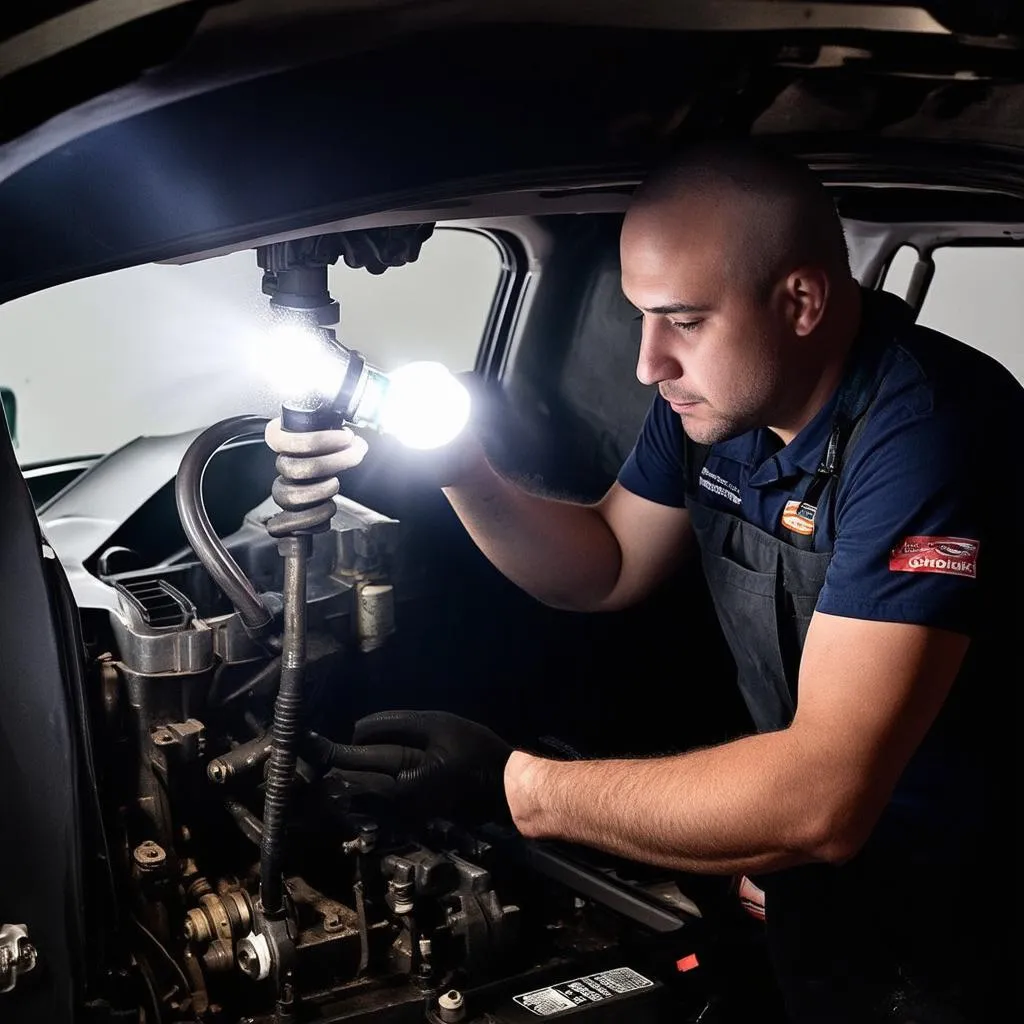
[642,301,712,315]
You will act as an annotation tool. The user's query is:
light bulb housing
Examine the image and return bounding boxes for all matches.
[256,262,469,448]
[275,345,471,450]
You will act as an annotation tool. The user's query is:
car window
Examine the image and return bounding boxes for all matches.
[880,243,918,299]
[0,228,501,466]
[882,244,1024,383]
[916,247,1024,383]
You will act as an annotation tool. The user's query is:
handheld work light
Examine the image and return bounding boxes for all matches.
[255,238,471,449]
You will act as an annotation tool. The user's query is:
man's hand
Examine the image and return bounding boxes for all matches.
[264,418,369,475]
[324,710,514,821]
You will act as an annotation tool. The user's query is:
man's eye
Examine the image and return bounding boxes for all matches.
[671,319,703,333]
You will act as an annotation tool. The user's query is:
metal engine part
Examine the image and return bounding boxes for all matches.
[100,490,399,848]
[381,846,521,980]
[76,468,709,1023]
[0,924,37,995]
[184,889,253,969]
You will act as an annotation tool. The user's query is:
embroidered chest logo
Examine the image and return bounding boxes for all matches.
[698,466,741,506]
[781,499,817,536]
[889,536,979,579]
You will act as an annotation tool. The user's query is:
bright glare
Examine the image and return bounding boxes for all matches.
[253,322,348,403]
[379,361,471,449]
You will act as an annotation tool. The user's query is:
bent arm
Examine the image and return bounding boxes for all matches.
[504,613,968,874]
[443,453,694,611]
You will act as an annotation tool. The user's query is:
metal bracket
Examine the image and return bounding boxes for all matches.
[0,923,37,994]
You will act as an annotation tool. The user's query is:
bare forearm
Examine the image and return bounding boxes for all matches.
[504,733,849,875]
[443,458,622,610]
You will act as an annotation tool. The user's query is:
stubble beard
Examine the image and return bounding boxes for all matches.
[677,410,751,446]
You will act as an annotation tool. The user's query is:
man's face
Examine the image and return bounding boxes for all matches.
[620,197,791,445]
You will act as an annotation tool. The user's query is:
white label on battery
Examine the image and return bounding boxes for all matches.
[513,967,654,1016]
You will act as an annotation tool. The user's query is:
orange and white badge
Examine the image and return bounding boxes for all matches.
[889,535,979,579]
[781,499,816,536]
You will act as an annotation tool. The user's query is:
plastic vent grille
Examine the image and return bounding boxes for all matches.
[114,578,193,630]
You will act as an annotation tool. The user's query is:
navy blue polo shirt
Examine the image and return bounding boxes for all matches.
[619,291,1023,857]
[619,290,1024,637]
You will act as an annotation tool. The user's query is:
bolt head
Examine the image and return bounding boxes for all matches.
[133,841,167,869]
[438,989,464,1010]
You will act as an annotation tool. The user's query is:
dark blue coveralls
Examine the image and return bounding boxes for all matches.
[619,290,1022,1022]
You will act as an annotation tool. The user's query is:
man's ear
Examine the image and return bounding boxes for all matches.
[784,266,829,337]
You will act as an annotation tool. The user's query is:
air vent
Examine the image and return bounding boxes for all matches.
[114,578,195,630]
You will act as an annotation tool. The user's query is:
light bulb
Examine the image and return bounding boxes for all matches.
[376,361,471,450]
[255,320,471,447]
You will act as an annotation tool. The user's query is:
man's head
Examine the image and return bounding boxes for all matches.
[620,140,856,445]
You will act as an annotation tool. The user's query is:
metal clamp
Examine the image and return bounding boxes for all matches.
[0,924,37,994]
[437,988,466,1022]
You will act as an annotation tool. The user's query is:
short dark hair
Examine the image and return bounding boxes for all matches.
[631,139,850,295]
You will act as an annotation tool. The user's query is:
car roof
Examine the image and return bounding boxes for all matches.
[1,1,1023,302]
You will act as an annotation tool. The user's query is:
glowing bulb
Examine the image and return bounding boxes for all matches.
[255,322,348,405]
[377,361,471,450]
[253,321,470,447]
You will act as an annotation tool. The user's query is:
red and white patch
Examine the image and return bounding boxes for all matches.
[889,535,979,579]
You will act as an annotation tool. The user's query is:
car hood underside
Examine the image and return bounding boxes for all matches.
[1,2,1024,301]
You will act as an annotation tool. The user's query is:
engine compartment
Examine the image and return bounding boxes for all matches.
[70,433,726,1024]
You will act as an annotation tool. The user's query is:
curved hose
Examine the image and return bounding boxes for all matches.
[174,415,271,632]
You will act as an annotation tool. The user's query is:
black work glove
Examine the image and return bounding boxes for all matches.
[319,710,514,822]
[336,225,435,275]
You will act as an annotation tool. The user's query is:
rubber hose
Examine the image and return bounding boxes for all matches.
[174,415,271,632]
[259,541,308,917]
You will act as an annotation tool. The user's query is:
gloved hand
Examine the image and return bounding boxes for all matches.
[264,418,369,475]
[319,710,514,822]
[336,225,435,275]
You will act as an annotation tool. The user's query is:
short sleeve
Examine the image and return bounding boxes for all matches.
[617,394,689,508]
[816,407,992,634]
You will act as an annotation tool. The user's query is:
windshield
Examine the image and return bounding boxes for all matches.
[0,228,502,466]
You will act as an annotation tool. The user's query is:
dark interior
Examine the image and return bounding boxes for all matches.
[3,6,1023,1022]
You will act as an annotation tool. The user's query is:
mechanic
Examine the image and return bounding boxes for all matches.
[267,141,1021,1022]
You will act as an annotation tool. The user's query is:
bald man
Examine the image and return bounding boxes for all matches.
[268,142,1021,1021]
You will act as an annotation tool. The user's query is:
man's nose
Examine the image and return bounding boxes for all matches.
[635,317,681,386]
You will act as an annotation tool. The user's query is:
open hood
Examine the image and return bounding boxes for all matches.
[2,1,1023,301]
